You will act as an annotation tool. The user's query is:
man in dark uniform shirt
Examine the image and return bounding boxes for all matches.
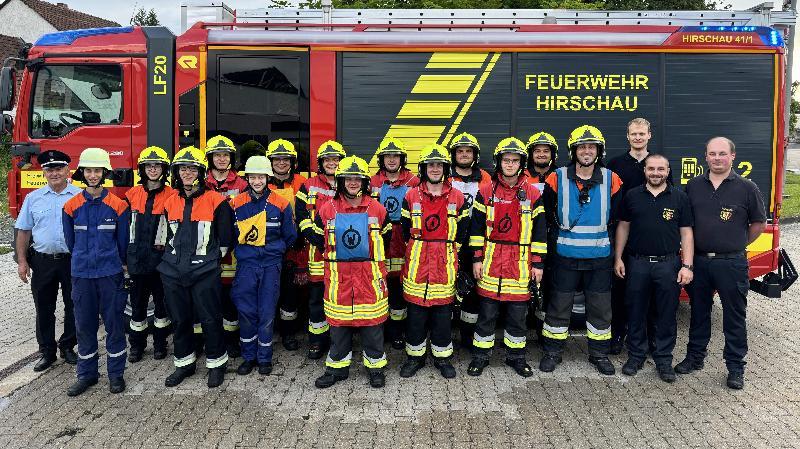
[676,137,766,390]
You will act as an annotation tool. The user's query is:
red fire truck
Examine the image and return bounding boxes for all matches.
[1,8,796,295]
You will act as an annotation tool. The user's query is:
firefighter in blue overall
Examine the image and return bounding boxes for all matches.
[125,146,175,363]
[295,140,347,359]
[157,146,234,388]
[62,148,130,396]
[231,156,297,376]
[370,138,419,349]
[540,125,623,375]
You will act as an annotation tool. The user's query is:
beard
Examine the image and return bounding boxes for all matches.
[647,176,666,187]
[533,160,551,169]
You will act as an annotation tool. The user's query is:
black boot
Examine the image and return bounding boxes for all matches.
[315,371,348,389]
[467,358,489,377]
[434,358,457,379]
[258,362,273,376]
[589,356,616,375]
[307,340,329,360]
[207,366,226,388]
[109,377,126,394]
[368,369,385,388]
[726,372,744,390]
[538,353,562,373]
[128,346,144,363]
[281,334,299,351]
[622,358,645,376]
[165,364,196,387]
[153,340,168,360]
[237,359,256,375]
[59,347,78,365]
[657,364,677,383]
[505,358,534,378]
[34,354,57,372]
[399,357,425,378]
[674,357,704,374]
[67,377,98,397]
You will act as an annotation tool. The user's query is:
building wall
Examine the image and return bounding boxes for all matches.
[0,0,56,44]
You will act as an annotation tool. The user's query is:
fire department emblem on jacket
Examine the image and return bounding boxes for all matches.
[424,214,441,232]
[498,213,513,233]
[662,208,674,221]
[342,226,362,249]
[720,207,734,221]
[384,196,400,215]
[244,225,259,243]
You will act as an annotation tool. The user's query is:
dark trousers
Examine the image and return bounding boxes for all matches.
[162,272,228,369]
[128,272,169,349]
[386,276,406,341]
[625,256,681,366]
[472,298,528,362]
[542,255,613,357]
[72,274,127,380]
[686,255,749,373]
[29,252,75,356]
[405,302,453,359]
[325,325,386,374]
[221,283,240,342]
[307,282,330,345]
[277,260,299,337]
[611,274,627,343]
[231,265,281,363]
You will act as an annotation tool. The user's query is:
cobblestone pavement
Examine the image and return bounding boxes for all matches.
[0,227,799,448]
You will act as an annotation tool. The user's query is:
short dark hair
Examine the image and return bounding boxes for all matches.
[643,153,670,168]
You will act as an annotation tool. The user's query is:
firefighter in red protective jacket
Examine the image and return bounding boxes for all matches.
[398,144,470,379]
[204,134,248,358]
[125,146,175,363]
[370,137,419,349]
[157,146,234,388]
[308,156,392,389]
[446,132,492,348]
[467,137,547,378]
[230,156,297,376]
[295,140,346,359]
[266,139,308,351]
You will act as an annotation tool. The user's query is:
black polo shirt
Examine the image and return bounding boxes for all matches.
[685,171,766,253]
[619,184,693,256]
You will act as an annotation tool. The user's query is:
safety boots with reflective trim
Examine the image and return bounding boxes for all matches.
[505,358,534,377]
[467,358,489,376]
[207,366,226,388]
[589,356,615,375]
[165,364,196,387]
[399,357,426,378]
[538,354,562,373]
[434,358,457,379]
[368,369,385,388]
[315,372,348,388]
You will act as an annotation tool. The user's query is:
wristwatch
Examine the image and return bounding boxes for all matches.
[681,263,694,271]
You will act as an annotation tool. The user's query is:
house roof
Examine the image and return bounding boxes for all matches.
[20,0,120,31]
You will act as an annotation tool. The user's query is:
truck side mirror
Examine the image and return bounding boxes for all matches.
[0,67,16,112]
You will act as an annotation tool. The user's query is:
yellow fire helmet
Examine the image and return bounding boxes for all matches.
[526,131,559,153]
[267,139,298,159]
[448,132,481,166]
[244,155,272,175]
[172,146,208,170]
[376,137,406,156]
[72,147,113,184]
[137,146,171,166]
[492,137,528,175]
[335,155,371,179]
[316,140,346,174]
[567,125,606,161]
[206,135,237,155]
[418,143,451,182]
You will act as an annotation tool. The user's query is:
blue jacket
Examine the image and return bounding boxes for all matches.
[232,189,297,268]
[63,189,129,278]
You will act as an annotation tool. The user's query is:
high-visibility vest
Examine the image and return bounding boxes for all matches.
[554,166,612,259]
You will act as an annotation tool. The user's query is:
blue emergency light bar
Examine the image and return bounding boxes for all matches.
[34,26,135,46]
[679,25,784,47]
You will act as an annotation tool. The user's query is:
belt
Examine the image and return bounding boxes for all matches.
[631,254,677,263]
[697,251,745,259]
[33,250,69,260]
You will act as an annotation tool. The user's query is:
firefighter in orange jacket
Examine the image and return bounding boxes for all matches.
[446,132,492,348]
[125,146,174,363]
[157,147,234,389]
[295,140,346,359]
[370,137,419,349]
[398,144,470,379]
[266,139,308,351]
[308,156,392,389]
[204,135,248,358]
[467,137,547,378]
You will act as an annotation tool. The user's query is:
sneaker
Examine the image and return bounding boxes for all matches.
[368,370,385,388]
[657,365,677,383]
[165,365,196,387]
[674,357,704,375]
[237,359,256,375]
[315,372,348,389]
[726,372,744,390]
[621,358,645,376]
[467,358,489,377]
[433,359,457,379]
[258,362,273,376]
[109,377,126,394]
[505,359,534,378]
[128,346,144,363]
[589,356,615,375]
[207,367,226,388]
[67,377,98,397]
[399,358,425,378]
[538,354,562,373]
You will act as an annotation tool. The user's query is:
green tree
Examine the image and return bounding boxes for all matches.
[791,81,799,140]
[130,7,160,26]
[605,0,731,10]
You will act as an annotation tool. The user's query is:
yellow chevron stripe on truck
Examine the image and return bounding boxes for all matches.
[370,52,499,169]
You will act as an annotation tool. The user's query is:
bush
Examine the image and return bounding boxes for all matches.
[783,172,800,220]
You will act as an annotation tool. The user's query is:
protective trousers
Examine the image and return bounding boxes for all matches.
[231,264,281,364]
[277,259,300,339]
[385,277,406,342]
[30,252,75,357]
[221,284,241,352]
[325,325,387,375]
[472,298,528,362]
[162,273,228,369]
[128,272,170,350]
[307,282,330,345]
[686,255,749,374]
[72,274,127,380]
[625,256,681,366]
[405,303,454,360]
[542,255,613,357]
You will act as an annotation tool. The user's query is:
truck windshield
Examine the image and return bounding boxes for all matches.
[30,64,122,138]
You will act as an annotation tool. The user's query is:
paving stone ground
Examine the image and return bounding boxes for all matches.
[0,225,799,448]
